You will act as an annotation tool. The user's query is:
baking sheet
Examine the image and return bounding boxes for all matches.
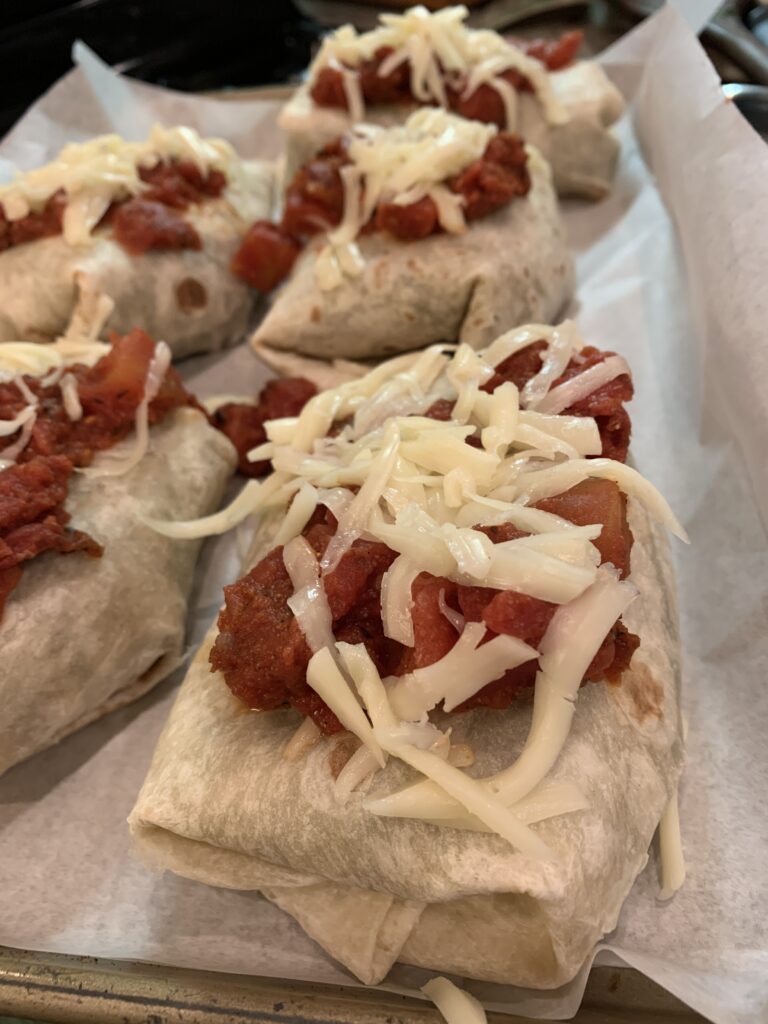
[1,8,767,1024]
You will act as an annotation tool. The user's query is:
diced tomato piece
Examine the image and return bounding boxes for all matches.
[396,574,459,674]
[76,329,154,417]
[323,540,397,620]
[231,221,300,291]
[534,478,633,577]
[375,195,439,240]
[213,378,316,477]
[112,198,201,255]
[520,30,583,71]
[482,591,556,645]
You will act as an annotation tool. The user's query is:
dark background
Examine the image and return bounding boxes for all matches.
[1,0,320,137]
[3,0,768,140]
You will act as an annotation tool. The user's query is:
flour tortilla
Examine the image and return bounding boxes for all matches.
[0,162,273,360]
[251,149,573,363]
[0,407,236,777]
[279,61,624,200]
[129,497,682,988]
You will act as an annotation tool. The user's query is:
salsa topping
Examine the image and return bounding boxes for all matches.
[232,111,530,292]
[0,126,236,256]
[306,6,576,130]
[211,478,637,734]
[210,327,637,732]
[0,329,196,618]
[213,378,318,476]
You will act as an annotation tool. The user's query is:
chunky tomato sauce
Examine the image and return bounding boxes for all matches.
[310,31,583,127]
[231,132,530,290]
[0,329,196,619]
[213,377,317,476]
[212,339,639,733]
[0,159,226,257]
[480,341,633,462]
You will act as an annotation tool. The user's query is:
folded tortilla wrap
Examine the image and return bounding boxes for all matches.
[251,149,573,363]
[129,497,682,988]
[0,407,236,777]
[279,62,624,201]
[0,164,273,360]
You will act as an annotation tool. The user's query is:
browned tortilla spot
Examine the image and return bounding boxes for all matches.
[310,306,321,324]
[625,661,664,722]
[176,277,208,312]
[328,734,360,779]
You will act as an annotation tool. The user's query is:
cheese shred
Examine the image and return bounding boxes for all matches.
[658,789,686,900]
[422,976,487,1024]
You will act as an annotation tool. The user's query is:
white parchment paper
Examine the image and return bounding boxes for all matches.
[1,9,767,1024]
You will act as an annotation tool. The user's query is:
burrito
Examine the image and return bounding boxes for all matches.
[0,330,238,776]
[0,126,273,359]
[130,321,686,989]
[279,5,624,199]
[244,109,573,362]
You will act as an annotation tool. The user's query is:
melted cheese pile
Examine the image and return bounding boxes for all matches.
[311,4,567,131]
[0,125,250,246]
[149,320,685,857]
[315,108,496,290]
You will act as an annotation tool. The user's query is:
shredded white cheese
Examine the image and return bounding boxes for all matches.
[0,124,248,246]
[350,642,554,859]
[387,621,537,720]
[380,553,420,646]
[306,648,386,767]
[333,744,381,802]
[421,977,487,1024]
[536,354,630,415]
[421,779,589,832]
[0,402,36,438]
[0,411,36,467]
[144,472,289,539]
[320,419,400,572]
[274,483,319,546]
[284,535,336,654]
[60,372,82,421]
[317,108,496,289]
[514,458,688,541]
[658,788,686,900]
[0,374,39,467]
[282,717,322,762]
[373,566,638,822]
[310,5,567,130]
[0,337,109,380]
[520,319,580,409]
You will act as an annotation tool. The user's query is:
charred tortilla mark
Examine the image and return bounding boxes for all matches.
[175,277,208,312]
[623,661,664,722]
[328,734,360,778]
